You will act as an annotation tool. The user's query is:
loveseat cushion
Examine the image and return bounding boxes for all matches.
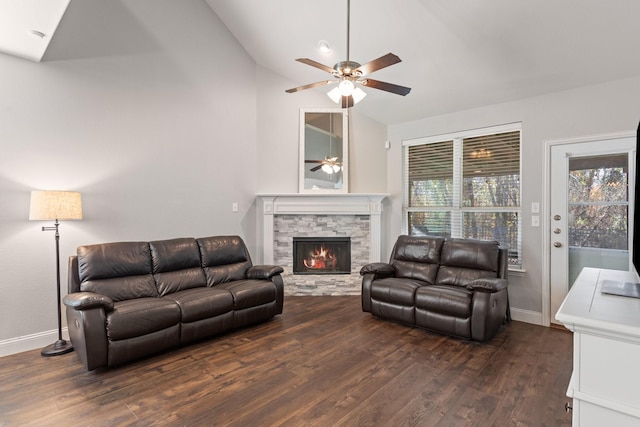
[106,298,181,341]
[197,236,253,286]
[415,285,472,318]
[78,242,158,302]
[150,238,206,296]
[370,278,423,306]
[436,238,501,287]
[390,235,444,284]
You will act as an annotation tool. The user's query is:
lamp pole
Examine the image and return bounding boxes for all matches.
[41,219,73,356]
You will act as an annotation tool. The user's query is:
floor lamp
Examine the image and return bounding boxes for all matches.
[29,190,83,357]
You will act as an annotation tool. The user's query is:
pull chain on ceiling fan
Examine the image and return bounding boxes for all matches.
[286,0,411,108]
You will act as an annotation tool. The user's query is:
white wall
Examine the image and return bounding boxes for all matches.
[0,0,258,353]
[388,75,640,323]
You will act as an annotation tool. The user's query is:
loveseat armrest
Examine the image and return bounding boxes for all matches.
[466,278,508,293]
[360,263,396,314]
[246,265,285,280]
[63,292,114,311]
[360,262,395,277]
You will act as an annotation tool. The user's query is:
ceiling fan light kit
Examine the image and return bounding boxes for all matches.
[286,0,411,108]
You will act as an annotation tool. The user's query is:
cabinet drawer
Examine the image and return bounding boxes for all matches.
[578,333,640,409]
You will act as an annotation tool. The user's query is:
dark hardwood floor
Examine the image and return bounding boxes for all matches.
[0,296,573,426]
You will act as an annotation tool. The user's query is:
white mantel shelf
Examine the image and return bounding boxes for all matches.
[255,193,389,265]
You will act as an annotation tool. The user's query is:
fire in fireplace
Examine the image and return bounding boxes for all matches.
[292,237,351,275]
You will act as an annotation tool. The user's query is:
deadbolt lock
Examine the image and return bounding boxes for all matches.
[554,215,561,221]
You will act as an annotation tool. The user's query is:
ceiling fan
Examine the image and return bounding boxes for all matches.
[285,0,411,108]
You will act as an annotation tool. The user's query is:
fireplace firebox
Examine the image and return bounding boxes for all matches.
[292,237,351,275]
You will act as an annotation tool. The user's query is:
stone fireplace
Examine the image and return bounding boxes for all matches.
[256,194,387,295]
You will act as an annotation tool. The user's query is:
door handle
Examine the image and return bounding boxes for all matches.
[554,242,562,248]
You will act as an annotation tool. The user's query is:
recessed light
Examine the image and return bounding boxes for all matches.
[30,30,46,39]
[317,40,331,53]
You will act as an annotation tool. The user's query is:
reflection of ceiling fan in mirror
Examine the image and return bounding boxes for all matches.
[305,113,342,174]
[306,156,341,174]
[286,0,411,108]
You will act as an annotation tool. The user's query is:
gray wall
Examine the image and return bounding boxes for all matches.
[0,0,258,350]
[255,65,388,195]
[388,75,640,322]
[3,0,638,354]
[0,0,389,354]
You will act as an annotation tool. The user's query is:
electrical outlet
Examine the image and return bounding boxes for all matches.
[232,202,239,212]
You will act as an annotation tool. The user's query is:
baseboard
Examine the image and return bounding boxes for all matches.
[510,308,544,326]
[0,328,70,357]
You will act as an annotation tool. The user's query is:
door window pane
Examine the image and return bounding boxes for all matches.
[568,154,629,250]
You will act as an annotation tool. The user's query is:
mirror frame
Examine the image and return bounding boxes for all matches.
[298,108,349,194]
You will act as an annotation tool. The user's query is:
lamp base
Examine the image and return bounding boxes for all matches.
[41,339,74,357]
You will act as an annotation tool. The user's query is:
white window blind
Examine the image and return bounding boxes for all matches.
[403,124,522,268]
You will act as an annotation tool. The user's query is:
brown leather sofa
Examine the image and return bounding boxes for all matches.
[360,235,510,342]
[63,235,284,370]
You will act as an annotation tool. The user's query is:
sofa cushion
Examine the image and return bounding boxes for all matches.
[390,235,444,284]
[436,238,501,287]
[106,298,181,341]
[370,277,423,306]
[163,287,234,323]
[197,236,252,286]
[150,238,206,296]
[78,242,157,301]
[216,279,277,309]
[415,285,472,318]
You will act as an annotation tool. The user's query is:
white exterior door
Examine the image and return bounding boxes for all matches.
[549,135,634,323]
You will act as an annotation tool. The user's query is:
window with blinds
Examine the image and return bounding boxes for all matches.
[404,125,522,268]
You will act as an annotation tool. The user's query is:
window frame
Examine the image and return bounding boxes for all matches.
[402,123,523,269]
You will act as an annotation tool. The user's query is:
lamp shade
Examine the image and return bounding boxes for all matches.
[29,191,83,221]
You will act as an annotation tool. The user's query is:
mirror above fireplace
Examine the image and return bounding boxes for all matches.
[299,108,349,193]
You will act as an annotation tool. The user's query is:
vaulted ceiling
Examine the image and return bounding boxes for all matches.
[2,0,640,125]
[206,0,640,125]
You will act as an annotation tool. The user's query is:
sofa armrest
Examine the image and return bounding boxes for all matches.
[467,278,508,292]
[360,262,395,277]
[246,265,285,280]
[63,292,114,311]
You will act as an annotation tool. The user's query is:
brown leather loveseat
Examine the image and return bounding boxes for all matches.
[360,235,510,342]
[63,235,284,370]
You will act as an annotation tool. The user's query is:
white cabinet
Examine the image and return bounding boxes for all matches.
[556,267,640,426]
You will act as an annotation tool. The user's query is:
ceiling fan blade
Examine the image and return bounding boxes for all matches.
[305,160,324,163]
[310,164,323,172]
[361,78,411,96]
[341,95,354,108]
[295,58,336,75]
[354,53,401,76]
[286,80,334,93]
